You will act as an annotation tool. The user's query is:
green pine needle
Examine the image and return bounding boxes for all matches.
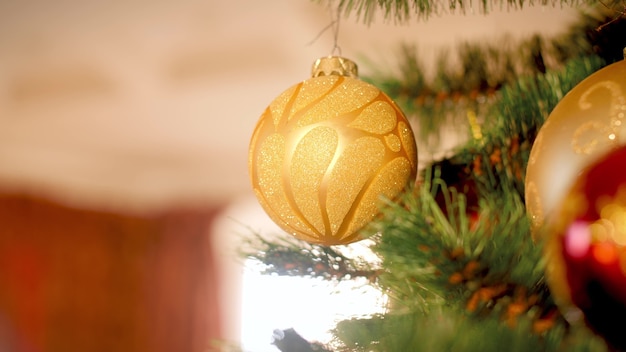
[332,310,606,351]
[362,169,546,311]
[332,0,599,22]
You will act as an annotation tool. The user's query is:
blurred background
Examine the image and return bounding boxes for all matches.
[0,0,580,350]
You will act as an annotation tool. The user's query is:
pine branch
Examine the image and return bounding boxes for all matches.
[241,233,381,282]
[449,54,606,197]
[332,310,607,351]
[360,5,624,142]
[332,35,610,352]
[331,0,601,22]
[363,170,550,315]
[340,172,610,351]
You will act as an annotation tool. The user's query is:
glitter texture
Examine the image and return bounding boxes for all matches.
[398,121,417,169]
[326,137,385,236]
[249,74,417,245]
[342,157,412,242]
[385,134,401,152]
[269,85,297,127]
[297,77,379,127]
[255,134,316,236]
[291,126,338,234]
[348,101,396,134]
[290,76,340,120]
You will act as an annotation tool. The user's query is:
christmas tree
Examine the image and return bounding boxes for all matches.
[243,0,626,351]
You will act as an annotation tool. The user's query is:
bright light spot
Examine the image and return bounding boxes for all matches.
[240,260,387,352]
[565,220,591,258]
[593,242,618,265]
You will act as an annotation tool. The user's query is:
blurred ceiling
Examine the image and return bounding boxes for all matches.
[0,0,581,212]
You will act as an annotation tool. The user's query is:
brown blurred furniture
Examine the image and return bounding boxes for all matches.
[0,192,223,352]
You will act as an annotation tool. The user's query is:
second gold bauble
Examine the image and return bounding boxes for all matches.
[248,57,418,245]
[525,58,626,234]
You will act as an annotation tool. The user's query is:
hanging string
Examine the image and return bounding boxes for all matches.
[307,0,342,56]
[329,1,342,56]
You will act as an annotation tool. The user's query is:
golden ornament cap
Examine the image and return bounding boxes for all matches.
[311,56,358,78]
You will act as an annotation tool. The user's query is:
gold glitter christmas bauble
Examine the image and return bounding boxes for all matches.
[248,56,418,245]
[525,57,626,235]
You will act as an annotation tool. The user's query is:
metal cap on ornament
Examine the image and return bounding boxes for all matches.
[311,56,358,78]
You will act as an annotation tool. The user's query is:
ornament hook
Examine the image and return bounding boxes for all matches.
[329,0,342,56]
[308,1,356,78]
[306,1,343,56]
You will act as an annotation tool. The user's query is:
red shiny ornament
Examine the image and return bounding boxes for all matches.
[545,146,626,350]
